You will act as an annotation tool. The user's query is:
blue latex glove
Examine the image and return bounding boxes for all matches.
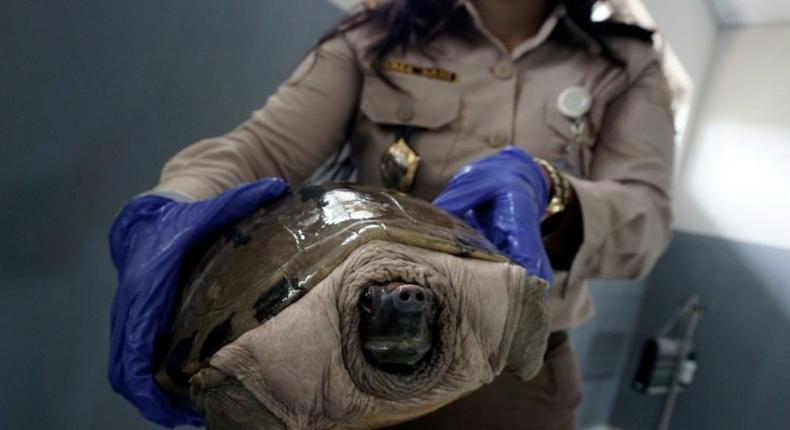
[433,146,553,284]
[108,178,289,428]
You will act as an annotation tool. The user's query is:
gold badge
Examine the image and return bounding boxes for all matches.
[379,59,458,83]
[381,137,421,192]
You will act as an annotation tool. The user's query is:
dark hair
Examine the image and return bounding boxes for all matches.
[319,0,654,81]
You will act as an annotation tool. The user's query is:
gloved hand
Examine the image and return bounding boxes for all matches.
[433,146,553,284]
[108,178,289,428]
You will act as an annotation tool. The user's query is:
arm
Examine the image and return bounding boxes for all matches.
[154,34,363,200]
[547,62,675,287]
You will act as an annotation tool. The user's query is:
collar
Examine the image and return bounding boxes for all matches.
[456,1,602,59]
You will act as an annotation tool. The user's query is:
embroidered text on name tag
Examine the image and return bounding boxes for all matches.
[380,59,458,82]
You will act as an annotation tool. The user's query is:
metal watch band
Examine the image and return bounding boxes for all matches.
[533,157,571,220]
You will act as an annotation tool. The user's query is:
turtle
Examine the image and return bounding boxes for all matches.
[154,183,512,399]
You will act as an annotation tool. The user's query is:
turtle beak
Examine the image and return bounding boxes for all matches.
[359,283,434,372]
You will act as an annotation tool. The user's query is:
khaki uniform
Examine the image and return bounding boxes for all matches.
[155,2,674,427]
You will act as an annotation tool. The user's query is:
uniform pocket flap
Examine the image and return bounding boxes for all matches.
[360,76,461,129]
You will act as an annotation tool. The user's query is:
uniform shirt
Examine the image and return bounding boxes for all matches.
[154,2,675,330]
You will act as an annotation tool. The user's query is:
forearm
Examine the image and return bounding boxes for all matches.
[538,170,671,278]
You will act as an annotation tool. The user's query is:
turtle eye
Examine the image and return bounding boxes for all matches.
[359,288,376,314]
[360,285,387,314]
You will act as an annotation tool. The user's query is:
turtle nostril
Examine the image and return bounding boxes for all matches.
[391,284,430,312]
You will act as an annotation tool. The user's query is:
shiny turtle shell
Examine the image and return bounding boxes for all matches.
[154,183,509,398]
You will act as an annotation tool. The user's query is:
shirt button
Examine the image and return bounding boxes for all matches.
[492,61,514,80]
[485,132,510,148]
[397,103,414,122]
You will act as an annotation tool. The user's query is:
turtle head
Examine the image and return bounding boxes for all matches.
[359,282,434,373]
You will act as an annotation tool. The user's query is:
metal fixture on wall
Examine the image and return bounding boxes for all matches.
[632,295,704,430]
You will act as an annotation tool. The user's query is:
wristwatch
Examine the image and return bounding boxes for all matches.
[533,157,571,221]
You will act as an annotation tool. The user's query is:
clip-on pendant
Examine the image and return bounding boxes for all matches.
[381,126,420,193]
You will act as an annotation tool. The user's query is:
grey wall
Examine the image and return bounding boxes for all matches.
[610,231,790,430]
[0,1,342,429]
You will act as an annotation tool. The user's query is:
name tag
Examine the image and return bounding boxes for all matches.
[379,59,458,83]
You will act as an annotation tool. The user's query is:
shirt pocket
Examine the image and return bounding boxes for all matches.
[353,74,463,196]
[543,100,600,179]
[360,74,461,129]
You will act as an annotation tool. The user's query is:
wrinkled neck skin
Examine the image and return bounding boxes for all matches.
[191,241,550,430]
[470,0,553,52]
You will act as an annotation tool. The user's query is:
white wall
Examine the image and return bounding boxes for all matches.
[673,25,790,249]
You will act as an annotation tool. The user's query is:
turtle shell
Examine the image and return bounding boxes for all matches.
[154,183,509,398]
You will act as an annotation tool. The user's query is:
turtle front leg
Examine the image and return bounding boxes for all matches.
[358,282,434,373]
